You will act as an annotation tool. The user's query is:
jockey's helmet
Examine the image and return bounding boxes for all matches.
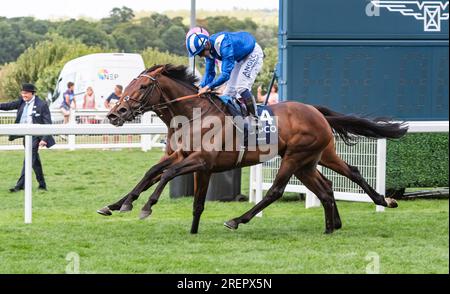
[186,27,210,57]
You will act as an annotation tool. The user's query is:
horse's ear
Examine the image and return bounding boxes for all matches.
[155,66,165,75]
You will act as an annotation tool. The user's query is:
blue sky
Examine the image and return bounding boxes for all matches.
[1,0,278,19]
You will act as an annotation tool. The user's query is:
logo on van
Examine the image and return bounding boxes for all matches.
[368,1,449,32]
[98,69,119,80]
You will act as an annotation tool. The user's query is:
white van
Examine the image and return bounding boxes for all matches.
[49,53,146,110]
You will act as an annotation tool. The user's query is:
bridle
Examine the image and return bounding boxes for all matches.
[116,68,245,134]
[120,71,209,121]
[121,73,159,117]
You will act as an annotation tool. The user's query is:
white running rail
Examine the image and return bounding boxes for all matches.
[249,121,449,216]
[0,123,168,224]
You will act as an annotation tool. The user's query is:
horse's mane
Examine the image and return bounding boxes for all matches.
[146,64,226,110]
[161,65,227,105]
[147,64,199,92]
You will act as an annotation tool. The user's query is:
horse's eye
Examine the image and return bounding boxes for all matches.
[140,85,148,90]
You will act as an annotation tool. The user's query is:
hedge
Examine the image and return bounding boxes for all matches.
[386,133,449,189]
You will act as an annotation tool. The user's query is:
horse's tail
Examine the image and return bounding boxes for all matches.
[314,105,408,146]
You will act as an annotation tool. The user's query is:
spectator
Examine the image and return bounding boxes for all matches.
[0,83,55,192]
[82,86,96,109]
[103,85,124,146]
[61,82,76,124]
[257,83,279,105]
[82,86,96,124]
[104,85,123,109]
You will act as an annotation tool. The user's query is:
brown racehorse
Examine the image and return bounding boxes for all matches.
[97,64,407,234]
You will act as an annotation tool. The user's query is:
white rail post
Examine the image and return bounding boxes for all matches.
[141,112,152,152]
[305,189,321,208]
[24,135,32,224]
[255,164,263,217]
[376,139,387,212]
[68,109,76,151]
[0,123,170,224]
[305,166,322,208]
[249,165,256,203]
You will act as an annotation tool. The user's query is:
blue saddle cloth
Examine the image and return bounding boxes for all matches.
[218,95,278,147]
[218,95,241,115]
[249,105,278,147]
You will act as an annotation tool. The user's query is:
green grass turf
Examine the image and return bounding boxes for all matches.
[0,149,448,273]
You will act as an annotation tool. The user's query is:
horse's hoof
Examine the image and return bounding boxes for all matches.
[96,206,112,216]
[139,210,152,220]
[224,220,239,230]
[324,228,334,234]
[120,203,133,213]
[385,198,398,208]
[335,221,342,230]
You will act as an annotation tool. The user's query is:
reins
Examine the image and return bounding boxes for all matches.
[150,93,201,111]
[128,70,235,126]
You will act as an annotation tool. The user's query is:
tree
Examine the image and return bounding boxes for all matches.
[198,16,258,35]
[100,6,135,34]
[55,19,114,48]
[112,22,161,52]
[110,6,135,23]
[151,13,172,29]
[0,17,53,64]
[161,25,187,56]
[0,35,104,100]
[254,46,278,95]
[110,14,188,54]
[141,48,188,68]
[254,25,278,49]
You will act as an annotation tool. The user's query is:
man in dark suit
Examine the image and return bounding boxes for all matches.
[0,83,55,192]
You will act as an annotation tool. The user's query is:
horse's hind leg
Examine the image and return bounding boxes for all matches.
[296,169,337,234]
[224,157,296,230]
[319,142,397,208]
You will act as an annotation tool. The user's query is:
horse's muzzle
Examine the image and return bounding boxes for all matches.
[107,112,124,126]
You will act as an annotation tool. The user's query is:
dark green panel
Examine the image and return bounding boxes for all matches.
[278,0,449,121]
[283,41,448,120]
[281,0,449,40]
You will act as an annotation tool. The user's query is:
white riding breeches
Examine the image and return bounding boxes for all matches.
[223,43,264,98]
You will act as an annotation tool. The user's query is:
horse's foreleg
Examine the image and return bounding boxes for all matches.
[97,172,165,216]
[96,151,184,216]
[296,169,336,234]
[318,172,342,230]
[139,156,207,220]
[224,158,296,230]
[297,170,342,230]
[191,171,211,234]
[111,173,163,211]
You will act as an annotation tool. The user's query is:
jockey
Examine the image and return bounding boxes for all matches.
[186,27,264,121]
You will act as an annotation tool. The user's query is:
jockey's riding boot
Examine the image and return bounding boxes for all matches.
[240,89,260,127]
[227,99,242,118]
[237,98,248,116]
[245,98,257,119]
